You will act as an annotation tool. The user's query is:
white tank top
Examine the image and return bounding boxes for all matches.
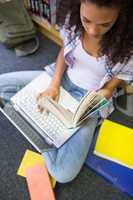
[67,40,106,91]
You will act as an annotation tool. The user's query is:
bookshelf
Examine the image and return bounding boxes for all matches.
[24,0,62,46]
[31,15,62,46]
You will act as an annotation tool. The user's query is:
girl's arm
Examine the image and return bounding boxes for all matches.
[97,77,124,99]
[37,47,67,106]
[50,47,68,89]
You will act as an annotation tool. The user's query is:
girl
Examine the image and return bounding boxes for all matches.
[0,0,133,183]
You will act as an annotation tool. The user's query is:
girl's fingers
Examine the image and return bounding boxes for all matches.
[36,93,41,101]
[43,108,49,115]
[37,96,49,115]
[37,104,43,112]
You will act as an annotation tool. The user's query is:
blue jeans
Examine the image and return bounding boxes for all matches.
[0,64,99,183]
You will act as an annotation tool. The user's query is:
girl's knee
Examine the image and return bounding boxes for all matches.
[52,171,77,183]
[48,164,80,183]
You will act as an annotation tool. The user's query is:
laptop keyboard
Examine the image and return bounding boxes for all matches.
[3,103,53,153]
[11,89,78,148]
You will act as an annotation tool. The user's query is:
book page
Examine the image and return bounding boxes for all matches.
[79,98,109,121]
[39,96,74,128]
[77,99,109,126]
[72,91,96,123]
[72,91,104,126]
[58,87,79,113]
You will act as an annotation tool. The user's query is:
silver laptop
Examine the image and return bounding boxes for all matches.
[1,72,80,152]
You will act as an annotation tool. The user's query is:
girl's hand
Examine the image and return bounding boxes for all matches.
[97,88,113,99]
[37,86,60,113]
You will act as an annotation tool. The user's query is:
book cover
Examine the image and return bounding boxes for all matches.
[94,119,133,169]
[30,0,36,13]
[34,0,40,15]
[42,0,56,25]
[85,130,133,197]
[49,0,57,25]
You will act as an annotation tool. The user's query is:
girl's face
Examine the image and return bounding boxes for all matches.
[80,2,120,39]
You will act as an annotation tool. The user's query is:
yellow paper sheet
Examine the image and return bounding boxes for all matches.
[94,119,133,169]
[17,149,56,188]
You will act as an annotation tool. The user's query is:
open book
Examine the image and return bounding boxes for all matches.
[39,91,109,129]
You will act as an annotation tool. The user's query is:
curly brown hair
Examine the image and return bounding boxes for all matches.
[57,0,133,67]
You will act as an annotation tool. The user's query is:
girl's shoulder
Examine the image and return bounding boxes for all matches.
[59,14,81,47]
[113,55,133,83]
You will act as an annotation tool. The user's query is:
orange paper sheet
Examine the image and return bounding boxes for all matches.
[17,149,56,188]
[26,164,56,200]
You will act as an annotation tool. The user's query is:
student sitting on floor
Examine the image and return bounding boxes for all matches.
[0,0,133,183]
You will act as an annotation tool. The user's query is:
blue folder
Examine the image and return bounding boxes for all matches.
[85,131,133,197]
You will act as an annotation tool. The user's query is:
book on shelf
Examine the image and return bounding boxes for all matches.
[42,0,57,25]
[27,0,42,15]
[39,90,109,129]
[27,0,35,13]
[27,0,59,25]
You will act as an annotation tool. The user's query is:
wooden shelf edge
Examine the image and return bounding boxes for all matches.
[31,15,62,46]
